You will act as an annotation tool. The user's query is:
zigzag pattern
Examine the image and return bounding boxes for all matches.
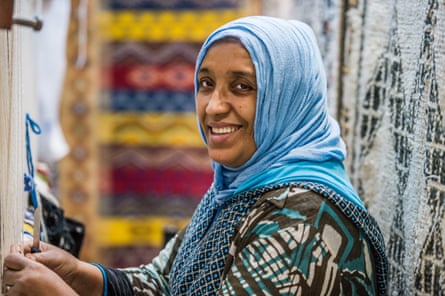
[95,2,248,265]
[101,90,195,112]
[108,64,195,91]
[106,42,202,64]
[99,193,201,217]
[98,113,204,147]
[104,0,240,10]
[97,10,243,41]
[97,147,211,215]
[100,146,212,171]
[109,166,213,196]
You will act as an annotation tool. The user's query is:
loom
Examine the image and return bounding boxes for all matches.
[0,0,42,290]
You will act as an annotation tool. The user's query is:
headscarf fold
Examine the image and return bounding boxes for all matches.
[194,16,363,209]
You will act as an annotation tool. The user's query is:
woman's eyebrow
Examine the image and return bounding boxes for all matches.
[230,70,256,78]
[198,67,211,75]
[197,68,256,80]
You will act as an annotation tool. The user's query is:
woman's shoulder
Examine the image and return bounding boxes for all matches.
[223,184,382,295]
[233,183,388,294]
[241,184,358,236]
[232,184,375,273]
[259,184,326,218]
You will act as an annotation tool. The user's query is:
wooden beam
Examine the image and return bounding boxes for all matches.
[0,0,14,29]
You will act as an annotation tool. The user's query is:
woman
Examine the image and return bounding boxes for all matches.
[3,16,388,295]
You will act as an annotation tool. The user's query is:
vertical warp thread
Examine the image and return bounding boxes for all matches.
[0,0,37,288]
[0,27,26,288]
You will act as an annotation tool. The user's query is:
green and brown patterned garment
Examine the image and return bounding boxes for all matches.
[104,182,388,295]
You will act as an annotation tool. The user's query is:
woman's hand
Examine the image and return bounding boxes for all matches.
[3,247,78,295]
[3,242,104,295]
[22,241,80,285]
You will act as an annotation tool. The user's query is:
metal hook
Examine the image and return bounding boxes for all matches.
[12,17,43,31]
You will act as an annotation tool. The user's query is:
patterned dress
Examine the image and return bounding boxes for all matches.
[103,182,388,295]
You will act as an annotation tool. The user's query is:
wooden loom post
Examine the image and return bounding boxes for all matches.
[0,0,14,29]
[0,0,38,291]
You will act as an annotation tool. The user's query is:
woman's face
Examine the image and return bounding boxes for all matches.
[196,41,257,167]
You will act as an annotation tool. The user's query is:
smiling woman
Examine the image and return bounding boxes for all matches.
[3,16,388,296]
[196,39,257,168]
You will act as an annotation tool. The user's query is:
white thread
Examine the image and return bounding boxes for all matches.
[0,0,37,284]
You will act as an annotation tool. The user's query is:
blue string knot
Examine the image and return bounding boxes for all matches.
[25,113,41,209]
[24,173,34,192]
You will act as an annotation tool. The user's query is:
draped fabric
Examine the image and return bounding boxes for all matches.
[193,16,358,210]
[339,0,445,294]
[286,0,445,293]
[95,1,247,266]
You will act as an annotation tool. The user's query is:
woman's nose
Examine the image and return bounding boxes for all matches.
[206,89,229,115]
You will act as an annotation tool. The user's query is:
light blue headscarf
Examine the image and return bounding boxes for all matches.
[194,16,364,209]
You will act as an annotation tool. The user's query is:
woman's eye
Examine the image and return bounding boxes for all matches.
[199,79,212,89]
[234,83,253,91]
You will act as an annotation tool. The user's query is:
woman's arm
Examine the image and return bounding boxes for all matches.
[114,231,183,295]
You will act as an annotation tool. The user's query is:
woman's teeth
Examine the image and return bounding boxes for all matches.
[211,126,239,134]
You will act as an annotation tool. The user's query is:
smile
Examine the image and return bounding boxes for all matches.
[210,126,240,134]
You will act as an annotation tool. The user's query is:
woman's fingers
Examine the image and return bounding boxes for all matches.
[3,254,30,294]
[4,253,28,272]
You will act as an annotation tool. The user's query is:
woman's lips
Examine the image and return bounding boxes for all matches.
[210,126,240,134]
[208,125,241,144]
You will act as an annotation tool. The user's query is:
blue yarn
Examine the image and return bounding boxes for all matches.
[91,263,108,296]
[24,113,41,209]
